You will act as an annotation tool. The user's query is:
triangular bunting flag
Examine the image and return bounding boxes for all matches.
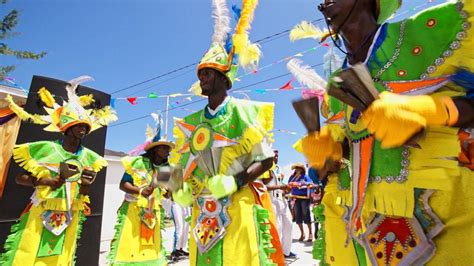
[127,97,138,105]
[148,92,158,98]
[279,80,294,90]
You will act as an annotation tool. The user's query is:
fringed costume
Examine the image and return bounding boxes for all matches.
[172,0,284,265]
[300,1,474,265]
[0,76,116,266]
[108,113,174,266]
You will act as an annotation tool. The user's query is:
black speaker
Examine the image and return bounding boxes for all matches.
[0,75,110,266]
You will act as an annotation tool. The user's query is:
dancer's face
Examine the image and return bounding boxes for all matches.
[318,0,375,30]
[273,151,279,164]
[67,123,89,140]
[150,145,171,164]
[198,68,229,96]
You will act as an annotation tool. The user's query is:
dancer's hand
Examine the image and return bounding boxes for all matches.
[39,177,65,190]
[140,185,154,197]
[207,175,238,199]
[300,125,343,169]
[174,183,194,207]
[79,185,90,195]
[362,91,456,148]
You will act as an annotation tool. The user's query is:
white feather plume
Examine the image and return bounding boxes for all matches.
[65,75,94,103]
[211,0,231,45]
[287,58,326,93]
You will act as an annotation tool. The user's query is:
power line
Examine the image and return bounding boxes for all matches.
[110,18,325,95]
[110,62,324,128]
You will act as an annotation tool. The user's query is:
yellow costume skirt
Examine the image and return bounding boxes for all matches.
[108,201,166,266]
[322,175,363,265]
[427,167,474,265]
[0,203,84,266]
[189,186,273,265]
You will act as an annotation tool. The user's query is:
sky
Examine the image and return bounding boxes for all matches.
[2,0,438,169]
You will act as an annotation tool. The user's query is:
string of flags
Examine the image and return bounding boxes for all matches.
[111,44,325,107]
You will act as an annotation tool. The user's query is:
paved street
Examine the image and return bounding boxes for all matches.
[100,222,319,265]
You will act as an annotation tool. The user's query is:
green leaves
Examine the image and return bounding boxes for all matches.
[1,2,46,81]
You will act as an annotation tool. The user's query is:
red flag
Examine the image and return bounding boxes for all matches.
[127,97,138,105]
[322,43,330,47]
[279,80,294,90]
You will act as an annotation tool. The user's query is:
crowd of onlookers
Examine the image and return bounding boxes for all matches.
[263,150,325,259]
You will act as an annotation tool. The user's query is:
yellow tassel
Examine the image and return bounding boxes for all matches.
[234,0,258,35]
[91,106,118,131]
[6,94,48,125]
[232,0,260,68]
[289,21,324,42]
[79,94,95,107]
[37,87,56,107]
[91,157,108,172]
[237,42,262,70]
[12,144,51,179]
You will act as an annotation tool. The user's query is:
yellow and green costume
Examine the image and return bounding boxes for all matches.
[0,141,107,266]
[107,156,168,266]
[173,97,278,265]
[308,1,474,265]
[0,76,116,266]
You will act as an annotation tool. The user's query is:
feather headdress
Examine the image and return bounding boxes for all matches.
[6,75,117,134]
[287,58,327,101]
[289,21,324,42]
[211,0,232,45]
[128,112,175,156]
[196,0,261,91]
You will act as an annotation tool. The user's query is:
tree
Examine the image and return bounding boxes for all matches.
[1,0,46,81]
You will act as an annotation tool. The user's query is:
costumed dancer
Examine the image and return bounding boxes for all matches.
[108,113,174,265]
[300,0,474,265]
[0,76,117,265]
[262,150,296,259]
[286,36,363,262]
[171,0,285,264]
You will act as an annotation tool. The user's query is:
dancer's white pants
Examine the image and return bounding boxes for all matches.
[272,198,293,256]
[171,202,190,251]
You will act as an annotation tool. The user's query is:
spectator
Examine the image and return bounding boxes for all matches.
[288,163,315,242]
[263,150,297,259]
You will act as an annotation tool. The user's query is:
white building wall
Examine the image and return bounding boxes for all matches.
[99,155,124,264]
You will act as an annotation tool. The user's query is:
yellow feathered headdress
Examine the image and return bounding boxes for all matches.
[194,0,261,95]
[6,75,117,134]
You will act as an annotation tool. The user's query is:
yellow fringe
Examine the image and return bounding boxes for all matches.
[35,193,89,211]
[6,95,48,125]
[90,106,118,132]
[219,102,274,174]
[12,144,51,179]
[121,157,148,187]
[362,126,461,220]
[37,87,56,108]
[169,120,186,165]
[79,94,95,107]
[91,157,108,173]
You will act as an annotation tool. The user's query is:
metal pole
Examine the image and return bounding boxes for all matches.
[164,95,170,139]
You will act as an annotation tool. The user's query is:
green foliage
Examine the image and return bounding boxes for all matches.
[1,0,46,80]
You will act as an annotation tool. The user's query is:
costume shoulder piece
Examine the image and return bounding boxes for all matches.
[13,140,107,179]
[175,97,274,178]
[121,156,153,186]
[370,1,472,83]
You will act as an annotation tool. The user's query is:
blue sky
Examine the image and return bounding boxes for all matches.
[2,0,437,169]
